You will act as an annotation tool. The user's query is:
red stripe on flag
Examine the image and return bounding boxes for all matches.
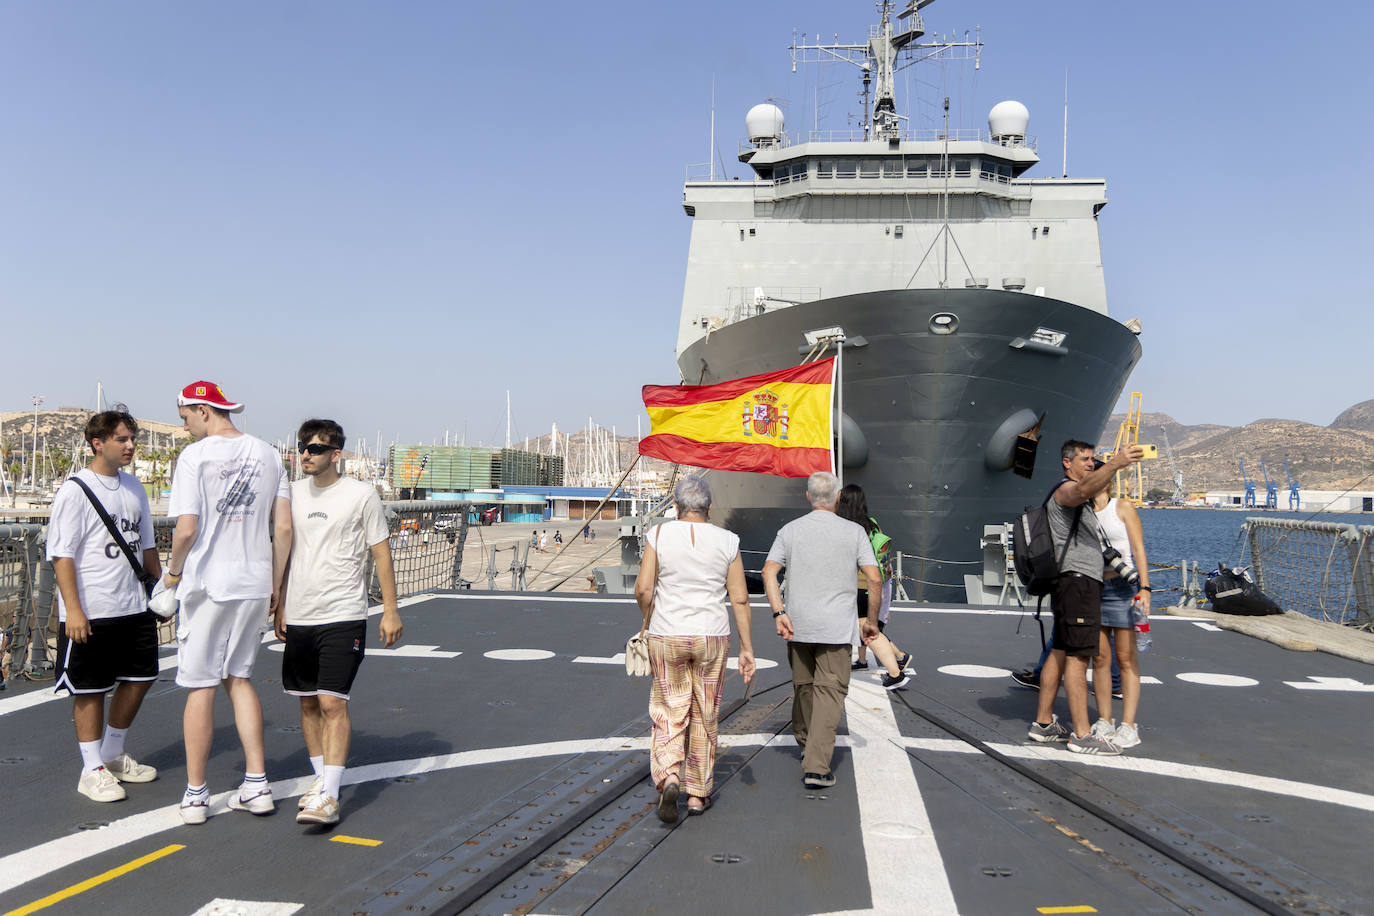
[642,358,834,408]
[638,434,831,478]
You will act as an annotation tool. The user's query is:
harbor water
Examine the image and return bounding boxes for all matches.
[1135,506,1372,599]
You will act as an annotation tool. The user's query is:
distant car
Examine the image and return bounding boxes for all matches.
[434,513,460,532]
[479,506,499,526]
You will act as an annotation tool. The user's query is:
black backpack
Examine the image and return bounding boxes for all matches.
[1012,479,1081,598]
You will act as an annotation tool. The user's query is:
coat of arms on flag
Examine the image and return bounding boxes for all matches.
[639,359,833,478]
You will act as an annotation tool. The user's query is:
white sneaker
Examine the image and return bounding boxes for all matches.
[77,767,127,803]
[180,796,209,825]
[297,794,340,825]
[228,785,275,815]
[104,752,158,783]
[1090,717,1117,741]
[298,777,324,810]
[1113,722,1141,749]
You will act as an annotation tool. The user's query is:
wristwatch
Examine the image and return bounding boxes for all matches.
[772,610,785,618]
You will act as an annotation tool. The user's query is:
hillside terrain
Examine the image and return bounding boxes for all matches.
[1099,410,1374,494]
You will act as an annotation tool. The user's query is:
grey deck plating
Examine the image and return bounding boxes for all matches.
[1,594,1370,915]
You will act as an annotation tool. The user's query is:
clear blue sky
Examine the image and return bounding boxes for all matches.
[2,0,1369,451]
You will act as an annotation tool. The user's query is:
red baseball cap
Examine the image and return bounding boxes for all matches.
[177,380,244,413]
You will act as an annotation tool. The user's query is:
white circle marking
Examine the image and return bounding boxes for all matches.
[938,664,1009,679]
[484,649,556,661]
[1177,672,1259,687]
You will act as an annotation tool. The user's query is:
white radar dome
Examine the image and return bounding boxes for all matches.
[746,103,785,144]
[988,100,1030,141]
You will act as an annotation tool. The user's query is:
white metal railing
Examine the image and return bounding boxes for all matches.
[738,128,1037,153]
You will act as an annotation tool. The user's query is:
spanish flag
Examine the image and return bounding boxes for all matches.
[639,358,834,477]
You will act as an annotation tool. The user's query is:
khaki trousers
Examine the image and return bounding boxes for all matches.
[788,642,852,776]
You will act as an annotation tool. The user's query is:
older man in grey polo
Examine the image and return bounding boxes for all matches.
[763,471,881,789]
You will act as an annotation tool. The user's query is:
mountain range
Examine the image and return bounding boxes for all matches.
[1097,400,1374,494]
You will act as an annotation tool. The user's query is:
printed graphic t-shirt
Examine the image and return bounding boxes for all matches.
[168,433,289,601]
[46,469,155,622]
[285,476,389,625]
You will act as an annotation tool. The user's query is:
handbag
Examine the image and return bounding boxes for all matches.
[69,476,162,607]
[625,525,662,677]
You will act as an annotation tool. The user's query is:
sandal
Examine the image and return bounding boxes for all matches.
[657,777,680,824]
[687,796,712,816]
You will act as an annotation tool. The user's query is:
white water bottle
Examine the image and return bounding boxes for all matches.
[1132,605,1151,653]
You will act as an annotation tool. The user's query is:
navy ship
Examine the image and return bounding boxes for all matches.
[676,0,1141,599]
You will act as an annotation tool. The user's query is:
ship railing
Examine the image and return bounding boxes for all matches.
[737,128,1037,153]
[752,172,1031,201]
[1241,518,1374,629]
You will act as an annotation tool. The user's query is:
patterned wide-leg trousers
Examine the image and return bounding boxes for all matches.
[647,634,730,797]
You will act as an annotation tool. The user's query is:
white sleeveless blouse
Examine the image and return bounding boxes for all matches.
[647,520,740,637]
[1094,498,1135,569]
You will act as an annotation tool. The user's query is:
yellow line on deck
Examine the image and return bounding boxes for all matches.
[1037,907,1098,914]
[329,835,383,847]
[2,844,185,916]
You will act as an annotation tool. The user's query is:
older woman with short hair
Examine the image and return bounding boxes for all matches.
[634,476,755,823]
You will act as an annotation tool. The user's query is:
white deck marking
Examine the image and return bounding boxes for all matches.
[1284,676,1374,692]
[1176,672,1259,687]
[845,679,958,913]
[1192,621,1223,631]
[569,653,778,670]
[4,728,1374,896]
[0,596,431,719]
[938,664,1008,678]
[482,648,555,661]
[189,900,303,915]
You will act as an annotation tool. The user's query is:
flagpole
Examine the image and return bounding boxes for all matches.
[836,342,844,488]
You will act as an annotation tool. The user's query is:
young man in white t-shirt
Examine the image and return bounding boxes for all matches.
[48,411,163,803]
[162,381,292,825]
[277,419,402,826]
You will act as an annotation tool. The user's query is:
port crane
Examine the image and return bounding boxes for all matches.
[1160,428,1184,504]
[1259,458,1279,509]
[1104,392,1145,504]
[1239,459,1256,508]
[1284,457,1301,510]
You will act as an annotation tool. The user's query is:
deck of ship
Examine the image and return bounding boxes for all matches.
[1,592,1370,915]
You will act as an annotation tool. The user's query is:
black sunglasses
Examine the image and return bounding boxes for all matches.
[299,442,337,455]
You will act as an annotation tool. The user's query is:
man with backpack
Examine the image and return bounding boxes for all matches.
[1027,440,1142,755]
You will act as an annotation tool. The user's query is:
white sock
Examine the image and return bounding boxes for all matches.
[100,725,128,762]
[183,783,208,805]
[310,755,325,780]
[242,772,268,790]
[79,740,104,773]
[322,765,344,801]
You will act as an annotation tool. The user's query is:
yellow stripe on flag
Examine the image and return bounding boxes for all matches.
[645,380,830,450]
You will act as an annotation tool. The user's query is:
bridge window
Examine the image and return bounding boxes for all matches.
[859,159,880,178]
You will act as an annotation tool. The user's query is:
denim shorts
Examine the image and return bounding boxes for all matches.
[1099,577,1136,630]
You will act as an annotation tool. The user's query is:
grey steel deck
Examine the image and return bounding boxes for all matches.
[1,593,1370,915]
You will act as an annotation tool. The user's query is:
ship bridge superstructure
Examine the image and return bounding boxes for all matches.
[676,0,1112,357]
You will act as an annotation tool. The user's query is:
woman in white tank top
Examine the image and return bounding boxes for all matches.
[633,476,755,823]
[1090,478,1151,750]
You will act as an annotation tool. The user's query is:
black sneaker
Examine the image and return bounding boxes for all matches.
[803,772,836,789]
[881,671,910,691]
[1010,668,1039,689]
[851,660,869,670]
[897,652,913,671]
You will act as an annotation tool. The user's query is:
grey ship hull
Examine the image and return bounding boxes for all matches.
[679,287,1142,600]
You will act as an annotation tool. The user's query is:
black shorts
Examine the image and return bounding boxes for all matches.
[1052,573,1103,658]
[55,612,158,695]
[282,621,367,699]
[855,591,886,631]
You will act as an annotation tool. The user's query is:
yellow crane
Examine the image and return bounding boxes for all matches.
[1102,392,1145,505]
